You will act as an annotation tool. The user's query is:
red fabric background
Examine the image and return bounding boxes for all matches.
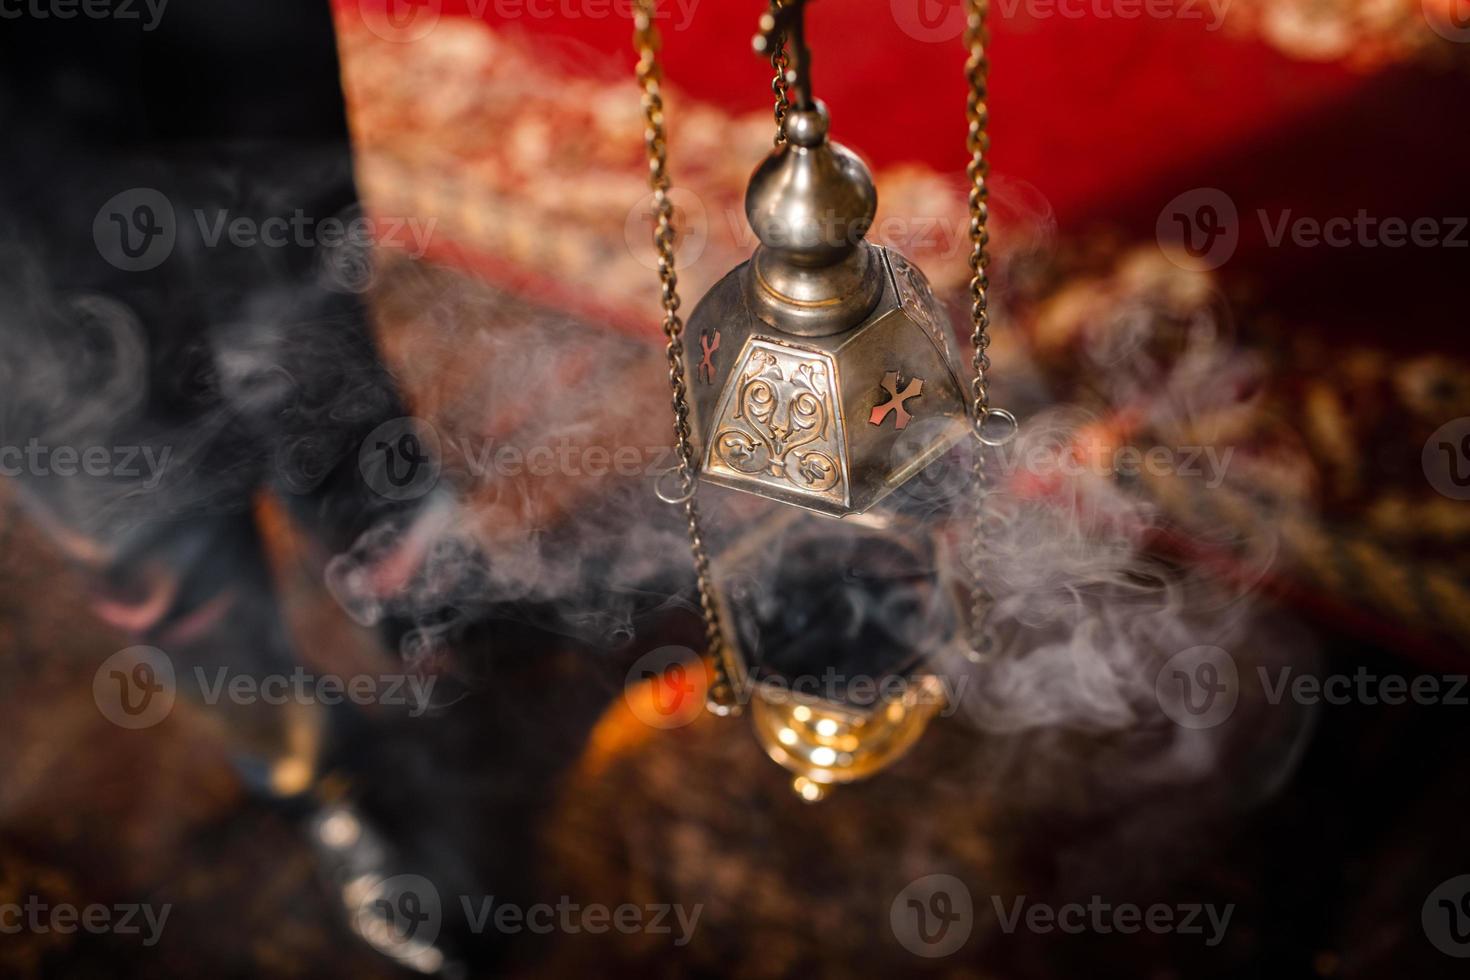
[341,0,1470,351]
[346,0,1358,226]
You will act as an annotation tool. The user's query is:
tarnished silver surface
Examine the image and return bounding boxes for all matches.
[687,243,968,518]
[686,95,968,519]
[743,103,885,337]
[705,338,849,510]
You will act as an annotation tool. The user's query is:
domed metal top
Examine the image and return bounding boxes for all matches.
[743,102,884,336]
[744,103,876,265]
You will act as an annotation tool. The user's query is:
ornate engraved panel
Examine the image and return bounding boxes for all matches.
[888,251,954,363]
[704,338,849,509]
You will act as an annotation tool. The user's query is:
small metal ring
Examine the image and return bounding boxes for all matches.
[964,624,1000,665]
[654,465,697,504]
[973,407,1019,447]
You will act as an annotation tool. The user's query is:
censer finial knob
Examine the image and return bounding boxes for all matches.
[743,101,885,336]
[744,102,875,263]
[780,103,829,146]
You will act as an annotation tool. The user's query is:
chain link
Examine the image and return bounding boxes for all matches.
[964,0,999,660]
[768,0,792,144]
[633,2,737,711]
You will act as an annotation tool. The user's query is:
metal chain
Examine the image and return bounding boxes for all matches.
[633,2,737,711]
[768,0,792,144]
[964,0,1001,660]
[633,0,1001,676]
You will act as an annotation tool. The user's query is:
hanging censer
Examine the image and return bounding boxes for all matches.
[633,0,1016,798]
